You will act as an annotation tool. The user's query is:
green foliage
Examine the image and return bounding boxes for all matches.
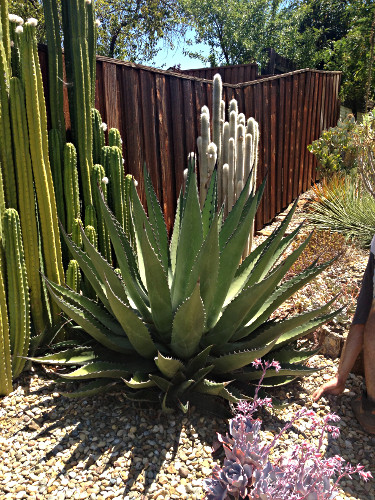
[32,164,337,412]
[181,0,282,67]
[308,175,375,248]
[308,116,358,177]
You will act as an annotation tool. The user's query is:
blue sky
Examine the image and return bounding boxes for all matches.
[152,30,211,70]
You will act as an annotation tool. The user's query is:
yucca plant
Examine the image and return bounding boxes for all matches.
[30,161,338,413]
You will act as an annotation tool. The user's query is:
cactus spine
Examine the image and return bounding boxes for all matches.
[3,208,30,378]
[197,73,260,252]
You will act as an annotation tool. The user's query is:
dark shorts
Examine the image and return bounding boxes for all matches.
[352,252,375,325]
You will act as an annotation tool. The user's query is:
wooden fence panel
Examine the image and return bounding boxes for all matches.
[38,48,341,231]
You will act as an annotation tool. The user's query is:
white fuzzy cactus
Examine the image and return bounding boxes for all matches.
[196,73,260,254]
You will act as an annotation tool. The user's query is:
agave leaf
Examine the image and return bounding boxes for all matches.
[139,228,173,337]
[27,347,97,366]
[80,224,130,307]
[46,282,134,353]
[185,345,213,377]
[171,283,205,359]
[174,379,195,397]
[98,188,151,315]
[61,224,110,308]
[155,352,184,379]
[189,365,215,386]
[170,189,182,276]
[195,379,232,396]
[171,168,203,311]
[207,186,262,328]
[232,255,337,341]
[124,372,156,389]
[149,374,173,392]
[211,339,278,374]
[45,277,125,336]
[124,389,160,403]
[104,277,157,359]
[219,385,245,403]
[275,309,341,348]
[143,165,169,271]
[60,361,131,379]
[161,391,175,413]
[246,199,299,286]
[178,399,189,413]
[234,296,337,350]
[60,379,118,398]
[202,167,217,238]
[264,346,320,364]
[233,364,317,382]
[261,376,297,387]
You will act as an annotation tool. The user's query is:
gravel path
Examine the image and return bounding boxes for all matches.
[1,193,375,500]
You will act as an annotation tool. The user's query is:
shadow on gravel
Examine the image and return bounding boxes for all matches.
[10,370,227,498]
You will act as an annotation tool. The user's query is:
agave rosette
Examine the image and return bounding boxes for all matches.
[30,161,338,413]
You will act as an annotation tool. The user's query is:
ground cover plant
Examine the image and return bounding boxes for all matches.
[204,359,373,499]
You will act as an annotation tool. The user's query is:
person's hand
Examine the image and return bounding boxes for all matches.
[312,376,346,401]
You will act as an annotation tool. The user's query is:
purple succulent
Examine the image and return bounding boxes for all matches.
[203,359,373,500]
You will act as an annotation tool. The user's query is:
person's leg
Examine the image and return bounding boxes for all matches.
[363,300,375,401]
[352,300,375,434]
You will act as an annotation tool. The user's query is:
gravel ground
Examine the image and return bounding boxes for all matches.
[1,193,375,500]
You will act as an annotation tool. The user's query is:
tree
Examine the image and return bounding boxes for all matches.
[95,0,186,62]
[181,0,282,68]
[276,0,375,113]
[7,0,186,65]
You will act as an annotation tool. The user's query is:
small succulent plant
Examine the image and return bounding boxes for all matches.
[30,161,338,413]
[204,360,373,500]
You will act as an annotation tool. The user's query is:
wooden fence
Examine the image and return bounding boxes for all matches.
[181,63,258,85]
[38,48,341,231]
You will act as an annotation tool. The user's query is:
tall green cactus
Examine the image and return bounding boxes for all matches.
[61,0,94,207]
[108,127,122,149]
[9,76,47,334]
[63,142,80,235]
[102,145,125,227]
[91,163,111,262]
[0,10,17,208]
[66,259,81,292]
[0,261,11,395]
[20,21,64,310]
[49,129,66,229]
[43,0,65,139]
[3,208,30,378]
[92,108,105,165]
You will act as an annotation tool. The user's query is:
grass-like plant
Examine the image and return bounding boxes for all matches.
[29,162,338,413]
[308,175,375,248]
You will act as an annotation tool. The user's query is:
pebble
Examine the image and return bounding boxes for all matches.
[1,201,374,499]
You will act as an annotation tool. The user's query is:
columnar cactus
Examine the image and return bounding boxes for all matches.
[66,259,81,292]
[3,208,30,378]
[197,73,260,253]
[9,76,47,334]
[61,0,94,207]
[0,11,17,208]
[108,127,122,149]
[49,128,66,229]
[63,142,80,235]
[102,145,125,228]
[0,262,11,395]
[92,108,105,165]
[20,20,64,303]
[91,164,111,262]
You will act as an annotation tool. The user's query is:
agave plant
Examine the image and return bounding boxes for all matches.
[30,161,337,413]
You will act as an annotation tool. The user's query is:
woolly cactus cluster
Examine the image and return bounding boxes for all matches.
[197,74,259,253]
